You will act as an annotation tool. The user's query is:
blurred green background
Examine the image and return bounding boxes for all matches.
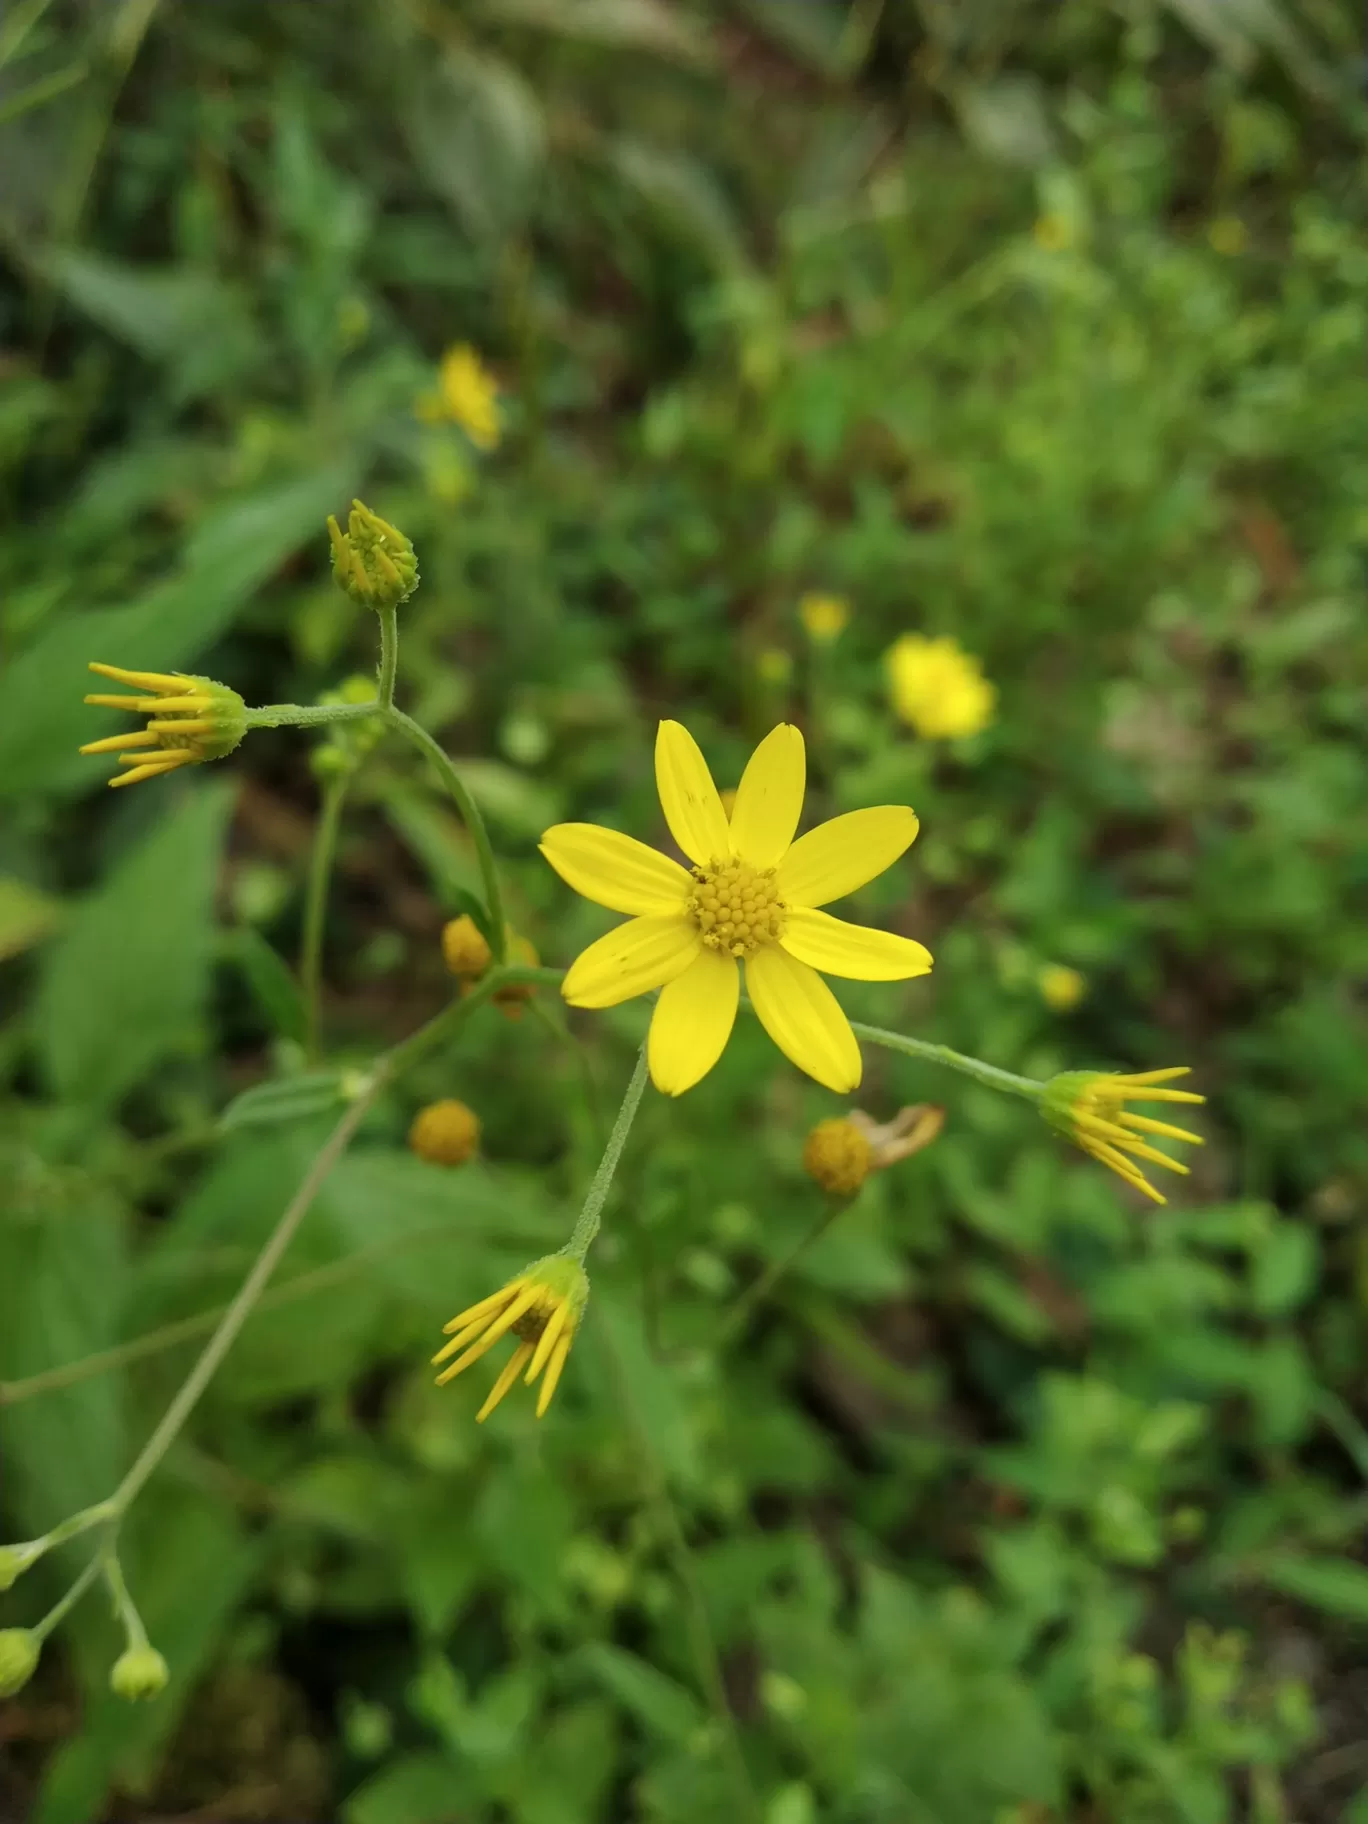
[3,2,1368,1820]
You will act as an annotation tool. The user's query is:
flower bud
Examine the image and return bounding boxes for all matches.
[327,500,419,612]
[409,1099,481,1167]
[441,914,492,979]
[0,1629,40,1697]
[110,1644,170,1702]
[82,666,248,788]
[0,1541,43,1592]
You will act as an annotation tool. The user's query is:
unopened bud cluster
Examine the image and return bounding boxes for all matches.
[328,500,419,612]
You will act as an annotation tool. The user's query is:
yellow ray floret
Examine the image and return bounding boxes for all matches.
[432,1254,588,1422]
[81,663,247,788]
[540,721,933,1096]
[1042,1067,1206,1204]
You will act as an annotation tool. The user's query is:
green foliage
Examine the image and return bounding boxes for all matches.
[2,1,1367,1821]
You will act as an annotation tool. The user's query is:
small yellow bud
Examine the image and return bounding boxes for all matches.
[0,1629,40,1697]
[798,594,849,643]
[1038,963,1086,1012]
[802,1119,874,1196]
[409,1099,481,1167]
[110,1643,169,1701]
[441,914,493,979]
[327,499,419,612]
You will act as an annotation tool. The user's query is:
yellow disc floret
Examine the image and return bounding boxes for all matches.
[688,858,785,958]
[409,1099,481,1167]
[802,1118,873,1196]
[441,914,493,979]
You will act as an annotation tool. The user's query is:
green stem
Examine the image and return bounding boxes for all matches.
[719,1195,850,1346]
[245,701,378,731]
[848,1018,1043,1099]
[301,777,348,1062]
[33,1551,104,1643]
[564,1045,649,1262]
[102,1550,148,1650]
[384,705,508,963]
[376,603,399,709]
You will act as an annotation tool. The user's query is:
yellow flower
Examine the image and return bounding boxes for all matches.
[417,344,501,449]
[433,1254,588,1421]
[540,721,932,1096]
[441,914,493,979]
[1043,1068,1205,1205]
[81,664,246,788]
[803,1102,944,1195]
[409,1099,481,1167]
[799,594,850,643]
[1038,963,1086,1012]
[886,635,995,740]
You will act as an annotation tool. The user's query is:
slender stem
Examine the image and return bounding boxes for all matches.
[564,1045,649,1262]
[376,604,399,709]
[102,1551,148,1650]
[719,1196,849,1346]
[384,705,508,963]
[245,701,378,730]
[301,777,348,1062]
[33,1551,104,1643]
[848,1018,1044,1100]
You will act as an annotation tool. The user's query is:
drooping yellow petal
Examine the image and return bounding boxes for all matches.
[434,1284,541,1384]
[537,1332,573,1417]
[562,914,700,1009]
[108,756,192,788]
[745,945,862,1092]
[655,720,730,866]
[777,806,920,908]
[539,823,693,916]
[87,662,186,693]
[79,730,160,755]
[647,948,740,1095]
[525,1300,570,1385]
[780,907,933,981]
[476,1342,534,1423]
[728,723,805,870]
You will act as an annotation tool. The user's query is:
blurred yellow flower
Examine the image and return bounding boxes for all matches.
[81,664,246,788]
[1032,212,1073,252]
[1043,1067,1205,1205]
[1038,963,1086,1012]
[541,721,932,1095]
[433,1254,588,1421]
[417,344,501,449]
[799,594,850,643]
[886,634,995,740]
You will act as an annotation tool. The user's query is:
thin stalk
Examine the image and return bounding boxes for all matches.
[719,1195,849,1346]
[848,1018,1043,1099]
[376,604,399,709]
[384,705,508,963]
[33,1550,104,1643]
[564,1045,649,1261]
[102,1550,148,1649]
[301,776,348,1062]
[245,701,378,730]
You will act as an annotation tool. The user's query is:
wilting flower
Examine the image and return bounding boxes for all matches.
[803,1103,944,1196]
[799,594,850,643]
[409,1099,481,1167]
[1043,1067,1205,1204]
[81,665,246,788]
[886,634,995,740]
[417,344,501,450]
[433,1255,588,1422]
[1038,963,1087,1012]
[541,721,932,1096]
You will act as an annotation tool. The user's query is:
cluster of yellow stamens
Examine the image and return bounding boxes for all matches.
[688,858,785,958]
[81,664,246,788]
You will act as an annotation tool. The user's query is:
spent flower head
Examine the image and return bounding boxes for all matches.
[328,500,419,612]
[110,1644,170,1702]
[433,1254,588,1422]
[1043,1067,1205,1204]
[0,1628,40,1697]
[441,914,493,979]
[803,1103,944,1195]
[886,634,995,741]
[82,666,246,788]
[409,1099,481,1167]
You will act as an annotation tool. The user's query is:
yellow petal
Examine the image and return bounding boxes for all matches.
[777,806,920,908]
[525,1301,570,1385]
[780,907,933,981]
[647,949,740,1095]
[476,1342,534,1423]
[728,723,805,869]
[745,945,861,1092]
[536,1332,573,1417]
[655,721,730,866]
[562,914,700,1009]
[540,822,693,915]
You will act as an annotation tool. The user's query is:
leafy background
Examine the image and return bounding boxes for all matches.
[2,1,1368,1820]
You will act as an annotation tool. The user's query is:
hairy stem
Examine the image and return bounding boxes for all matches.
[565,1045,649,1262]
[376,603,399,709]
[718,1194,850,1346]
[848,1018,1043,1099]
[245,701,379,730]
[300,776,348,1062]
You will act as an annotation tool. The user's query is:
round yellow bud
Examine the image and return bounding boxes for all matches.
[802,1119,874,1197]
[110,1644,169,1701]
[1038,963,1086,1012]
[409,1100,481,1167]
[0,1629,40,1697]
[441,914,493,979]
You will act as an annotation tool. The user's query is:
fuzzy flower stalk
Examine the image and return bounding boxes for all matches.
[433,1255,588,1422]
[1043,1067,1205,1203]
[81,665,246,787]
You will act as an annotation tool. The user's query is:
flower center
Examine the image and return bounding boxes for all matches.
[687,858,785,958]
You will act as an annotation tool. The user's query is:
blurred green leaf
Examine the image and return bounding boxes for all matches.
[0,873,62,959]
[1260,1554,1368,1623]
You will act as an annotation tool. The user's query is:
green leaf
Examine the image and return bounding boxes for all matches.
[218,1069,353,1133]
[219,926,307,1045]
[1261,1554,1368,1623]
[36,781,234,1108]
[574,1642,703,1744]
[344,1752,470,1824]
[0,874,62,959]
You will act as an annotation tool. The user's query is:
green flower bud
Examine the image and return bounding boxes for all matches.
[0,1541,44,1592]
[0,1629,40,1697]
[327,500,419,612]
[110,1643,170,1701]
[82,666,248,788]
